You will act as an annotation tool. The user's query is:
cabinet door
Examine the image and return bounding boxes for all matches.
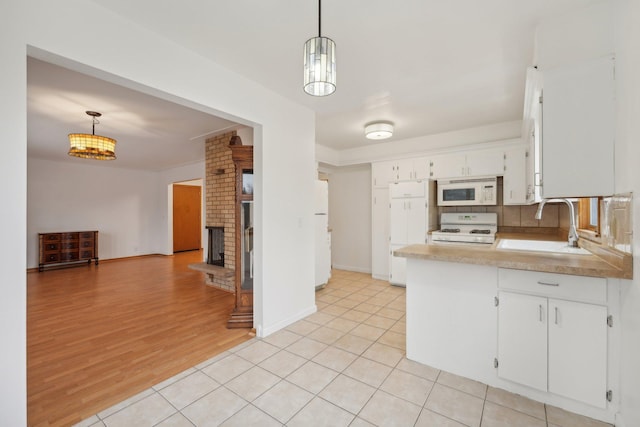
[372,161,396,188]
[413,157,430,180]
[548,299,607,408]
[466,149,504,177]
[542,56,615,198]
[497,291,548,391]
[395,159,414,181]
[371,188,390,280]
[405,199,426,245]
[430,154,466,179]
[523,66,543,203]
[389,244,406,285]
[389,199,408,244]
[503,146,528,205]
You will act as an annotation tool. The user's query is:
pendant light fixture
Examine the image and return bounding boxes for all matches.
[68,111,117,160]
[303,0,336,96]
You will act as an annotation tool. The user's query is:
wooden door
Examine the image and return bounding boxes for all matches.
[173,184,201,252]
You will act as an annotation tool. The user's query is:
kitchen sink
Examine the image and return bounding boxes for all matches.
[497,239,591,255]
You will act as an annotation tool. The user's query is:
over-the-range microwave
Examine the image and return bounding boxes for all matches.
[437,177,497,206]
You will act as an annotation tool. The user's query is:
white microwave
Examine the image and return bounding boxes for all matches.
[437,177,497,206]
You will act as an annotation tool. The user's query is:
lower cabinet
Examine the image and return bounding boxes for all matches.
[497,292,548,392]
[497,283,608,408]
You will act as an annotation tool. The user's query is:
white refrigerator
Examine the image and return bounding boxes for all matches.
[315,180,331,289]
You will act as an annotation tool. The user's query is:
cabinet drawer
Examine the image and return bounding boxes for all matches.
[42,253,60,263]
[43,242,59,252]
[79,240,94,249]
[79,249,94,259]
[79,231,95,239]
[498,268,606,304]
[61,232,79,241]
[60,251,79,262]
[61,241,79,250]
[42,233,60,242]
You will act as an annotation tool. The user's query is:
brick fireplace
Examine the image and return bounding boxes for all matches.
[201,131,237,292]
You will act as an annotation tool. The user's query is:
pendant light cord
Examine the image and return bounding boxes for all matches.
[318,0,322,37]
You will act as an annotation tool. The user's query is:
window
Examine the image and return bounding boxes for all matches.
[578,197,601,235]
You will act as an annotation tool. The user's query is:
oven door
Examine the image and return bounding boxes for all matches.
[437,182,480,206]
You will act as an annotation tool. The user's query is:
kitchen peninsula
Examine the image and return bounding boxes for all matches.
[396,237,632,424]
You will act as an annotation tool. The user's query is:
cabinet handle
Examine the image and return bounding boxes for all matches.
[537,281,559,287]
[539,304,543,322]
[554,306,559,325]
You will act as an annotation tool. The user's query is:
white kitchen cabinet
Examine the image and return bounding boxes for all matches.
[389,182,427,286]
[412,157,431,180]
[389,244,407,285]
[371,188,389,280]
[522,66,543,203]
[497,269,609,408]
[548,299,608,408]
[389,198,426,245]
[503,145,529,205]
[429,149,504,179]
[372,161,397,188]
[372,158,430,187]
[541,55,615,198]
[429,153,466,179]
[497,291,548,391]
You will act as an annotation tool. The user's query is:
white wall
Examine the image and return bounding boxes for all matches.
[328,165,372,273]
[0,3,27,426]
[2,1,316,424]
[613,0,640,426]
[27,158,164,268]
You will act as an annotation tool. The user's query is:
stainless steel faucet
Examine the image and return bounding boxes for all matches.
[535,198,579,247]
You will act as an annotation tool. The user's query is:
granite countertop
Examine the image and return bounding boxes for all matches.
[394,233,632,279]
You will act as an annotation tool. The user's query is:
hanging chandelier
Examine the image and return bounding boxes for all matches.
[68,111,117,160]
[303,0,336,96]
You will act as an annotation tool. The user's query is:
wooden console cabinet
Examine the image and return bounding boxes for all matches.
[38,231,99,272]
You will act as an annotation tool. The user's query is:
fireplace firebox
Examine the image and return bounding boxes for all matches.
[206,226,224,266]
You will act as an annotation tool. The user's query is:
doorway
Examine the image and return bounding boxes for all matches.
[173,182,202,253]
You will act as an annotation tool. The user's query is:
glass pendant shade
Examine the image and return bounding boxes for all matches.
[68,133,117,160]
[68,111,117,160]
[303,36,336,96]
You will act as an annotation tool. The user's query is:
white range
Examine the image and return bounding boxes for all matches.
[431,212,497,245]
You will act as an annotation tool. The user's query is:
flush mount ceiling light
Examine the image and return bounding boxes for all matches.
[303,0,336,96]
[68,111,117,160]
[365,122,394,140]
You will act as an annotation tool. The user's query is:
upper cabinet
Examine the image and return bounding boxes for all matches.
[540,56,615,198]
[372,161,397,188]
[429,149,504,180]
[522,67,543,203]
[372,157,430,188]
[503,145,529,205]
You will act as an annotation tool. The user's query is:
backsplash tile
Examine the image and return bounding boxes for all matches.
[502,206,521,227]
[601,193,633,254]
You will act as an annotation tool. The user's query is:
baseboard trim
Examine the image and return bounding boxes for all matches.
[258,304,317,338]
[331,264,371,274]
[27,253,176,273]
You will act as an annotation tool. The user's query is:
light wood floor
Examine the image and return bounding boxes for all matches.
[27,251,253,427]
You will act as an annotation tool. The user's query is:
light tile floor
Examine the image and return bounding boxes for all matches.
[76,270,612,427]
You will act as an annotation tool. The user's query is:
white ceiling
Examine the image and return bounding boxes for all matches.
[28,0,600,170]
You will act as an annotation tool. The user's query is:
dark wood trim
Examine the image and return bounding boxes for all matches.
[228,145,254,328]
